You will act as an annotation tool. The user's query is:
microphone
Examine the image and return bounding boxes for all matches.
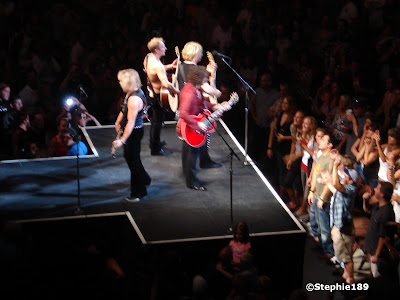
[212,50,231,60]
[79,85,88,98]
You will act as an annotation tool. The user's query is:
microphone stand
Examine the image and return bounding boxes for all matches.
[73,131,83,215]
[74,89,84,215]
[220,57,256,165]
[211,123,240,232]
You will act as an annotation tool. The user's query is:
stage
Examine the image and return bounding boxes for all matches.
[0,120,307,298]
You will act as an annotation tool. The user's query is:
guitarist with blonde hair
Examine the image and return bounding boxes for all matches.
[113,69,151,202]
[178,41,223,168]
[179,66,231,191]
[144,37,179,156]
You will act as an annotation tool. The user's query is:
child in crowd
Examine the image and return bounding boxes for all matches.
[229,221,252,267]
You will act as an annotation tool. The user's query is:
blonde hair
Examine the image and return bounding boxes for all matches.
[147,37,164,52]
[182,41,203,62]
[341,154,356,169]
[117,69,142,91]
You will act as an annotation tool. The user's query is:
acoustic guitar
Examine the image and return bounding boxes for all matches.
[176,92,239,147]
[160,46,180,112]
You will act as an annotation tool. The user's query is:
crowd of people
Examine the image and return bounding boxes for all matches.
[1,0,400,298]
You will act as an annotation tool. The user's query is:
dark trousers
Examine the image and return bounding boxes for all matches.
[182,141,208,186]
[149,95,164,152]
[124,127,151,198]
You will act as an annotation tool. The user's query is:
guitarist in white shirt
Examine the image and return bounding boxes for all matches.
[143,37,179,156]
[179,66,231,191]
[177,41,222,168]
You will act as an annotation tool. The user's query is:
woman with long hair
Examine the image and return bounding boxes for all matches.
[295,116,318,216]
[267,96,295,197]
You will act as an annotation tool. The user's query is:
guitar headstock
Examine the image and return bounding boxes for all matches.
[175,46,180,60]
[206,51,215,64]
[229,92,239,105]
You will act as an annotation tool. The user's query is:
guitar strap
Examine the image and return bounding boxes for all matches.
[178,65,187,88]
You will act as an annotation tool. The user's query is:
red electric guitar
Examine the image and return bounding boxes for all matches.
[176,92,239,147]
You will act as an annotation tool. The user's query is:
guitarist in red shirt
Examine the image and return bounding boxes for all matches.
[178,41,222,168]
[179,66,231,191]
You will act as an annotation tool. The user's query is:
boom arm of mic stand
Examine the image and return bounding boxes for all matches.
[220,57,255,165]
[220,58,256,95]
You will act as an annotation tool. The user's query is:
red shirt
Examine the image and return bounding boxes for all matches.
[178,83,215,130]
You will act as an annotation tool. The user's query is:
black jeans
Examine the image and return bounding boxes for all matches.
[124,127,151,197]
[149,94,164,152]
[182,141,208,186]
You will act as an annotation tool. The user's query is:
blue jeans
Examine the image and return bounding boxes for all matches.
[310,196,319,238]
[314,195,334,257]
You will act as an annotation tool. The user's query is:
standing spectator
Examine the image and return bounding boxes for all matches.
[382,86,400,132]
[362,181,395,278]
[17,68,39,115]
[321,154,358,284]
[1,97,23,139]
[11,112,33,159]
[211,14,232,54]
[267,96,295,196]
[29,111,47,149]
[283,110,304,210]
[249,73,279,162]
[296,116,318,216]
[387,151,400,223]
[0,83,12,158]
[328,94,357,152]
[308,134,335,259]
[345,96,371,160]
[338,0,359,25]
[373,127,400,183]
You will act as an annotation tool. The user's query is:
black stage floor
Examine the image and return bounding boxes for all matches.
[0,121,306,298]
[0,121,305,242]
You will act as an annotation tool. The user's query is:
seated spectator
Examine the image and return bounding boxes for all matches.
[229,221,252,268]
[62,128,88,156]
[210,246,235,300]
[47,118,70,157]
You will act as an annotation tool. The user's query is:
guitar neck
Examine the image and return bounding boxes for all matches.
[207,95,238,121]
